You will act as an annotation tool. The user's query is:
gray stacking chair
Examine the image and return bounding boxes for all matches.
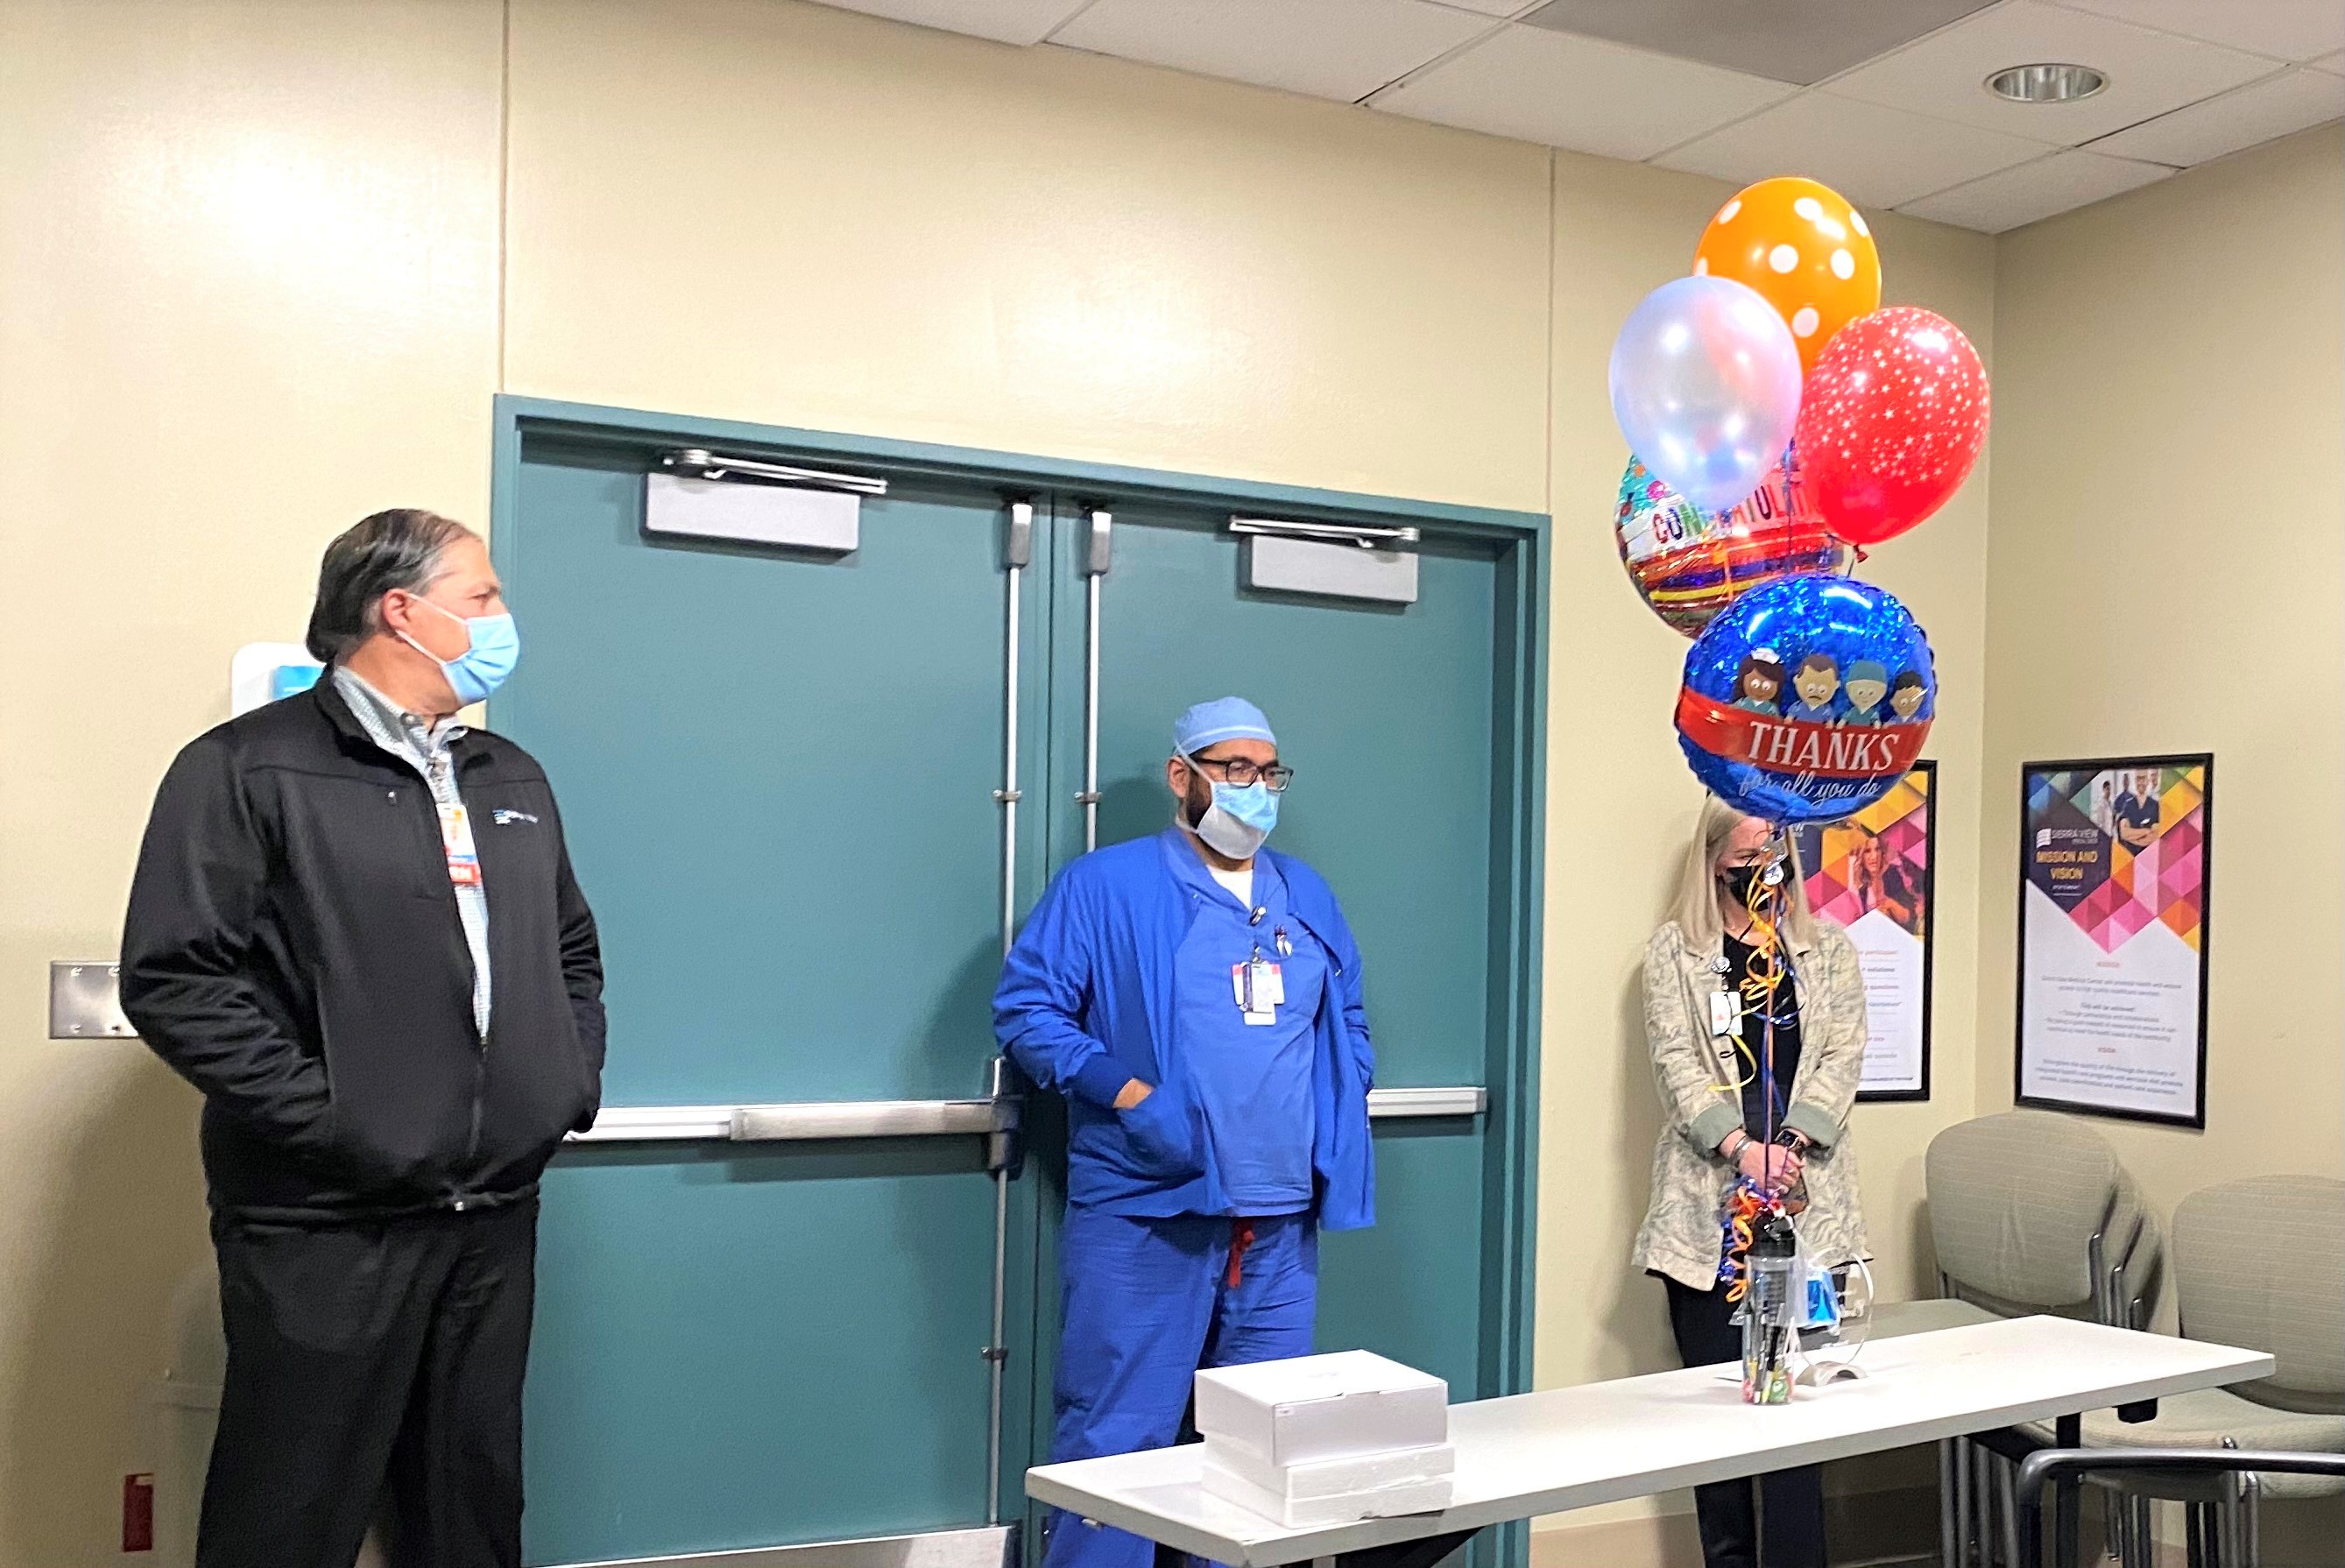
[1924,1111,2155,1326]
[2018,1176,2345,1568]
[1891,1112,2163,1568]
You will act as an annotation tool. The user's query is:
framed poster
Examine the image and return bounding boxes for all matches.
[2016,754,2213,1128]
[1792,762,1935,1100]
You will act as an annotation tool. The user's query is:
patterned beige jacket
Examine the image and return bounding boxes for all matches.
[1631,917,1870,1290]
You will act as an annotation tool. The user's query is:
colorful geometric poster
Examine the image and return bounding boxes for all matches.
[1793,763,1934,1099]
[2017,755,2213,1127]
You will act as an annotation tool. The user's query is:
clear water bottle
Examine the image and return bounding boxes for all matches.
[1741,1210,1798,1405]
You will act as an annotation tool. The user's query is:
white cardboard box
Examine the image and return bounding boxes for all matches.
[1192,1351,1449,1469]
[1204,1435,1454,1502]
[1200,1445,1455,1529]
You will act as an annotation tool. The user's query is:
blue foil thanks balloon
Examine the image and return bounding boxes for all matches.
[1675,573,1936,825]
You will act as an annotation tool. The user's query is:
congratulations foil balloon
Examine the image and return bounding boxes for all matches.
[1615,446,1852,638]
[1675,572,1936,825]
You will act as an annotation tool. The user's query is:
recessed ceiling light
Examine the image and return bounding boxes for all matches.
[1987,63,2108,103]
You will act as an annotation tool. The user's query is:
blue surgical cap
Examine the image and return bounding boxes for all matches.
[1174,696,1276,756]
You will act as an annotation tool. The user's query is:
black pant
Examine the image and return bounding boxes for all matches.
[201,1200,538,1568]
[1664,1275,1827,1568]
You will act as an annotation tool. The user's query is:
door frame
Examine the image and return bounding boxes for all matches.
[489,393,1550,1555]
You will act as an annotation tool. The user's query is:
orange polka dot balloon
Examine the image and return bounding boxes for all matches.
[1692,177,1881,375]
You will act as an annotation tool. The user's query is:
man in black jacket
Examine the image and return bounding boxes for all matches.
[122,507,605,1568]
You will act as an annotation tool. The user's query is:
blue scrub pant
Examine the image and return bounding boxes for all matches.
[1043,1208,1317,1568]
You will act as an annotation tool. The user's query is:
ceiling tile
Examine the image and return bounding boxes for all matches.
[807,0,1085,46]
[2090,67,2345,164]
[1653,90,2053,208]
[1051,0,1494,103]
[1825,0,2275,144]
[2313,50,2345,78]
[2052,1,2345,64]
[1520,0,1995,88]
[1897,147,2171,230]
[1368,24,1795,160]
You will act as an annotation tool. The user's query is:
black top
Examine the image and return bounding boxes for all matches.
[2113,790,2159,844]
[1723,930,1802,1140]
[121,679,607,1221]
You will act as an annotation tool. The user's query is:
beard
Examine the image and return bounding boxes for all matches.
[1181,773,1213,828]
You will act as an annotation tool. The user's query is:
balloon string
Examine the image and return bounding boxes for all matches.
[1725,832,1793,1303]
[1724,1181,1766,1302]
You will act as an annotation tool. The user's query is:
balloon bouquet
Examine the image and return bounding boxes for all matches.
[1607,178,1989,1400]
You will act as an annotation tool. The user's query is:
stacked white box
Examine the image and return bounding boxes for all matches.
[1193,1352,1454,1528]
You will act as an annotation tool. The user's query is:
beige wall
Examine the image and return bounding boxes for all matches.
[1977,126,2345,1275]
[504,0,1552,512]
[0,1,503,1557]
[7,2,2324,1564]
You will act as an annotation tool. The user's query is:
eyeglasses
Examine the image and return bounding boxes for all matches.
[1189,755,1295,793]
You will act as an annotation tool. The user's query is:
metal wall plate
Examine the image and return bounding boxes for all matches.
[49,961,135,1040]
[1243,534,1418,605]
[645,471,860,554]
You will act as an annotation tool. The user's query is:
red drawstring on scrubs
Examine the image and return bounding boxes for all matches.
[1225,1219,1258,1289]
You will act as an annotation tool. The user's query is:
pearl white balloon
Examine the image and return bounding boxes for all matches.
[1608,275,1804,515]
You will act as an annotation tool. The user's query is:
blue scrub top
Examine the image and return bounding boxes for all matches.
[1169,848,1325,1216]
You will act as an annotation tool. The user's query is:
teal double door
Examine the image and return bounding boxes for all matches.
[489,400,1543,1567]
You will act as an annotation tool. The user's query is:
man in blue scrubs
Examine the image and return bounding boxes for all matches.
[995,697,1375,1568]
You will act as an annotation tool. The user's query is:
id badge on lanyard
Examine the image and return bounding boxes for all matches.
[1232,956,1284,1027]
[1709,989,1741,1037]
[438,801,482,888]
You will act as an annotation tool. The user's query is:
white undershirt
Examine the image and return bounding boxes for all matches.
[1207,864,1254,908]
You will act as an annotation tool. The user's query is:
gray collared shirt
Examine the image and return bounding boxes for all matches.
[331,667,491,1040]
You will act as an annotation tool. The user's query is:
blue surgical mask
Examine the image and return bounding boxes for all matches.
[1183,755,1279,860]
[401,597,520,706]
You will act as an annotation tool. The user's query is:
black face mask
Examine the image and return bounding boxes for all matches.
[1720,864,1763,906]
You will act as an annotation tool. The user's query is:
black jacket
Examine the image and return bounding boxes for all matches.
[121,678,606,1222]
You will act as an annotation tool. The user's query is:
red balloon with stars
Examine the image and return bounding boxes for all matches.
[1794,305,1989,548]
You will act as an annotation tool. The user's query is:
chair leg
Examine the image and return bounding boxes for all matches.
[2241,1473,2260,1568]
[2128,1495,2152,1568]
[1957,1440,1974,1568]
[1971,1440,1989,1568]
[1987,1452,2000,1568]
[1940,1440,1960,1568]
[1998,1454,2022,1568]
[1979,1444,1995,1568]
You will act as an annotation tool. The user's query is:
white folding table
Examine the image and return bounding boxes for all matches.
[1028,1317,2273,1568]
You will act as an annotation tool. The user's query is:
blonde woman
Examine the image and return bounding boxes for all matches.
[1633,795,1870,1568]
